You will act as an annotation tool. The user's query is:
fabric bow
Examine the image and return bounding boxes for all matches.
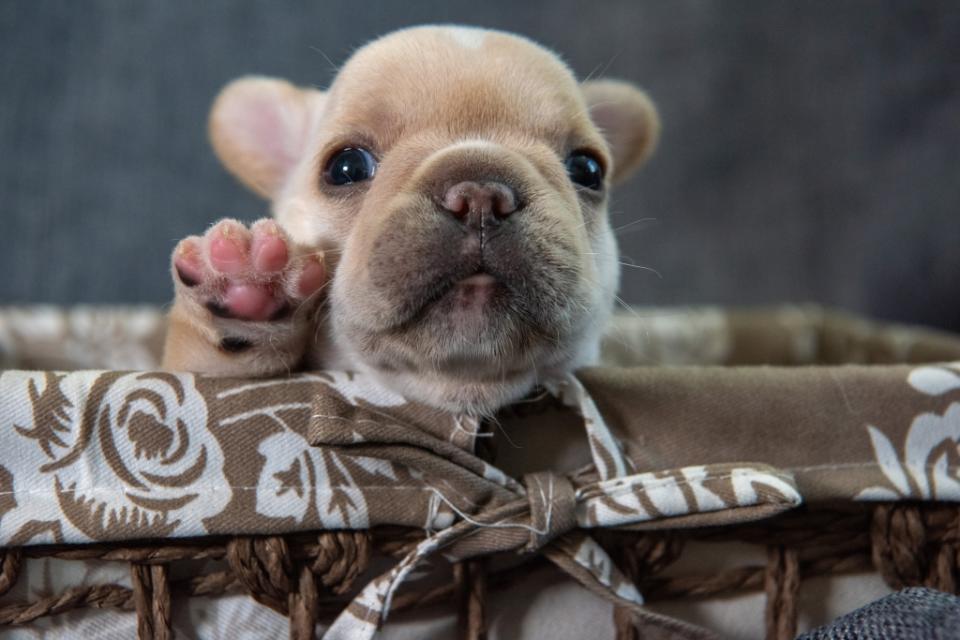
[310,374,801,639]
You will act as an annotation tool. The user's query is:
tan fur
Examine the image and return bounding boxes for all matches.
[163,26,659,414]
[581,79,661,181]
[209,78,325,198]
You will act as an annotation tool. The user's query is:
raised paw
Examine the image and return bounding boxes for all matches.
[172,218,326,322]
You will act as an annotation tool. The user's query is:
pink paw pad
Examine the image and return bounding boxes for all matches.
[207,223,249,275]
[172,218,327,323]
[251,225,289,273]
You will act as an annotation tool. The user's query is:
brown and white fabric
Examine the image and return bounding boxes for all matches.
[2,305,960,638]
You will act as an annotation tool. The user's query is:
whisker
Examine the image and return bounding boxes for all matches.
[581,51,621,85]
[582,60,606,84]
[309,45,341,75]
[613,217,659,235]
[595,51,621,82]
[617,261,663,278]
[582,251,663,279]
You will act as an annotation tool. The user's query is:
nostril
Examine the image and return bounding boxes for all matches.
[491,186,517,217]
[442,191,471,219]
[441,181,519,221]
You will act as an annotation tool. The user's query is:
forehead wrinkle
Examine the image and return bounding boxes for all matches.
[325,29,590,151]
[329,79,584,157]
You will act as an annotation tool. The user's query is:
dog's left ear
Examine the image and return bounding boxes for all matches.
[581,80,660,184]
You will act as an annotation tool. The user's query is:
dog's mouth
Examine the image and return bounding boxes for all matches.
[457,271,496,288]
[390,264,512,333]
[446,270,497,308]
[338,195,591,392]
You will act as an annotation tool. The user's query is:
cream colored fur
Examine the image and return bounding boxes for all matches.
[163,25,659,414]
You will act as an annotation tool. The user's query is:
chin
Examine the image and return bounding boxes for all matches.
[372,366,539,416]
[335,282,599,416]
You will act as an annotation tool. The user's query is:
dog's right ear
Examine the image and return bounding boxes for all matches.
[209,76,325,198]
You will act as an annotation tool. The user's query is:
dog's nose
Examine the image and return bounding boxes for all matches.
[441,181,518,225]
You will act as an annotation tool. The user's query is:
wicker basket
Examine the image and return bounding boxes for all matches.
[1,305,959,639]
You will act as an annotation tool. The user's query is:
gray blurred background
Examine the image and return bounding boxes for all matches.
[2,1,958,331]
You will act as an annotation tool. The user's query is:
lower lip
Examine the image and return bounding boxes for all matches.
[451,273,498,309]
[458,273,496,287]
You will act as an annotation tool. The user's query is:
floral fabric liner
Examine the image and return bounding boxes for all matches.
[1,305,960,637]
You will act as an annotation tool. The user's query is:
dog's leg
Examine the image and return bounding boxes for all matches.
[162,218,326,376]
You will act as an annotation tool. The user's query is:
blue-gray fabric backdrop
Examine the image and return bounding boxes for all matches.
[2,2,958,331]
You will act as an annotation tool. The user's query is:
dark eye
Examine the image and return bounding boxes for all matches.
[565,152,604,191]
[323,147,377,185]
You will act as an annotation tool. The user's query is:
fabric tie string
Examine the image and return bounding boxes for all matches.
[311,373,802,640]
[522,472,577,552]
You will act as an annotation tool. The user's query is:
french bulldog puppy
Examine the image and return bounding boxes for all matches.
[163,25,659,415]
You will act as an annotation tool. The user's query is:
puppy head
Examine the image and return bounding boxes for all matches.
[209,26,659,414]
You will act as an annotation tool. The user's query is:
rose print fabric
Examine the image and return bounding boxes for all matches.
[2,305,960,639]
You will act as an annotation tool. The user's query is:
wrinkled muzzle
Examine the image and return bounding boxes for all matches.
[329,142,609,410]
